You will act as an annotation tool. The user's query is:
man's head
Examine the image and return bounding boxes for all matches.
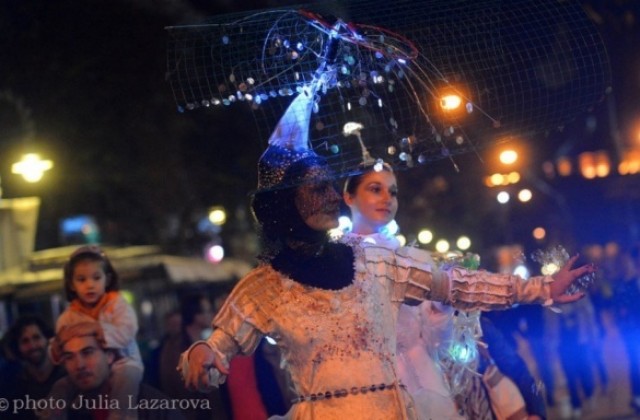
[180,294,213,330]
[7,315,53,367]
[53,322,114,393]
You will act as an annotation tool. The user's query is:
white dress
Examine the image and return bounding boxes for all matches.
[342,233,462,419]
[200,240,553,420]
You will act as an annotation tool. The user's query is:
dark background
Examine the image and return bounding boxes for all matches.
[1,0,638,262]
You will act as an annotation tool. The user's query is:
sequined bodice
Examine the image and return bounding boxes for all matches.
[210,249,412,419]
[268,272,399,395]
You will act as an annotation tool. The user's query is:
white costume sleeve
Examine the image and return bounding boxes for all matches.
[364,245,553,310]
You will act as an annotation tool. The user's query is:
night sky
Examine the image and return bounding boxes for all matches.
[1,0,639,258]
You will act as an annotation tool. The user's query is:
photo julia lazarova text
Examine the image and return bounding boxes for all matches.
[0,394,212,414]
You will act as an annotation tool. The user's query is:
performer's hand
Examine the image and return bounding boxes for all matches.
[179,343,229,392]
[549,254,595,303]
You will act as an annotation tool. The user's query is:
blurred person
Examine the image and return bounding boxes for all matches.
[480,315,546,420]
[582,245,611,395]
[556,294,598,418]
[144,309,181,389]
[48,245,143,420]
[607,246,640,412]
[159,294,231,420]
[0,315,65,420]
[0,329,20,371]
[486,249,558,409]
[504,304,558,409]
[521,305,557,408]
[0,331,21,391]
[52,321,184,420]
[163,310,183,338]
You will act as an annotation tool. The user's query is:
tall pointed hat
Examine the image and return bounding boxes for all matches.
[257,88,319,191]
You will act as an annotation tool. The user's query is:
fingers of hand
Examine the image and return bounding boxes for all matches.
[571,263,596,278]
[214,358,230,375]
[563,254,579,270]
[556,292,585,304]
[189,373,206,391]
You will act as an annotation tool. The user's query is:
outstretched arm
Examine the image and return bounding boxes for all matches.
[372,246,594,310]
[446,255,594,310]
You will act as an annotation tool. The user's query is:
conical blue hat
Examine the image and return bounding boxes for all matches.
[257,89,319,191]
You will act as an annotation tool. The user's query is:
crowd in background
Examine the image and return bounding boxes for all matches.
[0,242,638,419]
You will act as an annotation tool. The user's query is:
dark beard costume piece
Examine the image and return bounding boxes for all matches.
[272,242,354,290]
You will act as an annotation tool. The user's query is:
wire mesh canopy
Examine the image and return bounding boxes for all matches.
[166,0,610,178]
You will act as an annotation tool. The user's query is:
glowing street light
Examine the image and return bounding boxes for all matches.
[456,236,471,250]
[499,149,518,165]
[518,189,532,202]
[435,239,450,253]
[208,207,227,225]
[11,153,53,183]
[532,227,546,241]
[417,229,433,244]
[440,94,462,111]
[205,243,225,263]
[496,191,510,204]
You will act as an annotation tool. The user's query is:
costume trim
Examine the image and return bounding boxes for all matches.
[290,382,405,404]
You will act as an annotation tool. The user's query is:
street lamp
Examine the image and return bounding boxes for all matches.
[11,153,53,183]
[417,229,433,244]
[435,239,450,253]
[499,149,518,165]
[456,236,471,250]
[1,91,54,185]
[208,206,227,226]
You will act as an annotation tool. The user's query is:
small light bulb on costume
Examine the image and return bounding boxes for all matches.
[343,121,375,166]
[379,219,399,236]
[448,341,477,364]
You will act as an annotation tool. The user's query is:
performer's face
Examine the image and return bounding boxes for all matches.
[295,166,341,231]
[344,169,398,235]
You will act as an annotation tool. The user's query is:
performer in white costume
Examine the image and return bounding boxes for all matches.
[178,89,593,420]
[342,163,466,419]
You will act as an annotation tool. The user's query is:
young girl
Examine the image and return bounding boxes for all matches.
[49,245,143,420]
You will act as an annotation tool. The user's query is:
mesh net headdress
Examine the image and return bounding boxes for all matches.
[166,0,610,183]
